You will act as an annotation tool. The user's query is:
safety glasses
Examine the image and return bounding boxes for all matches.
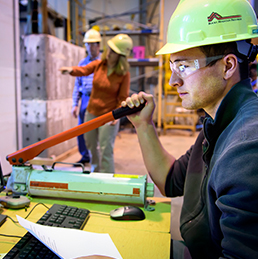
[169,55,224,79]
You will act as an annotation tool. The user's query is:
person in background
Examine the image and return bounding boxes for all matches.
[60,34,133,173]
[249,62,258,93]
[72,29,101,166]
[121,0,258,258]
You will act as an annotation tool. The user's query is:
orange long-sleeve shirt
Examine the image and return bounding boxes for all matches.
[71,59,130,116]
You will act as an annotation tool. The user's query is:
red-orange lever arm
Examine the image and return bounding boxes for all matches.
[6,103,146,165]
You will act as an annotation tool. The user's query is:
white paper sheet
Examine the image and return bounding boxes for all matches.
[17,215,123,259]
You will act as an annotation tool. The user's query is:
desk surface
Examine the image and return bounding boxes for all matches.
[0,196,171,259]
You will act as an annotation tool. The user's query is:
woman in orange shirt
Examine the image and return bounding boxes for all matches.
[60,34,133,173]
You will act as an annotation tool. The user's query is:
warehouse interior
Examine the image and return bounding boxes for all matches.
[1,0,182,174]
[1,1,258,259]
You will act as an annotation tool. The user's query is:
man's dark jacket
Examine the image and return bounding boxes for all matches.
[165,79,258,259]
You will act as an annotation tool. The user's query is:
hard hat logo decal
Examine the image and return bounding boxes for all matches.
[208,12,242,25]
[156,0,258,55]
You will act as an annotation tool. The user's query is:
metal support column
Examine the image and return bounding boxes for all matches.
[157,0,164,132]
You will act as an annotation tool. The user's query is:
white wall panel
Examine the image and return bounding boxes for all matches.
[0,0,21,175]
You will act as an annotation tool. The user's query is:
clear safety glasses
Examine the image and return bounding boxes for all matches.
[169,55,224,79]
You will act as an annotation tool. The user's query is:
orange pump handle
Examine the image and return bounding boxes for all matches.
[6,102,146,165]
[7,112,114,165]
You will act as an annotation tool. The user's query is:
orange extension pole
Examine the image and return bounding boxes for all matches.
[6,103,145,166]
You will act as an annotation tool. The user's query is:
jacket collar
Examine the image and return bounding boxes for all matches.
[203,79,253,162]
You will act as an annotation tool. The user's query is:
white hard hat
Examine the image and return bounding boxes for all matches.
[83,29,101,43]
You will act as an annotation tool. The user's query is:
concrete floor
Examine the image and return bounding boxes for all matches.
[60,126,199,242]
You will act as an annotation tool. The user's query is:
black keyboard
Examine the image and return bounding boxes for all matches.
[3,203,90,259]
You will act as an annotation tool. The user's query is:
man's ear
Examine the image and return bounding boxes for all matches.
[223,54,238,80]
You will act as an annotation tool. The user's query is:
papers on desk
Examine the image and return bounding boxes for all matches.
[17,215,122,259]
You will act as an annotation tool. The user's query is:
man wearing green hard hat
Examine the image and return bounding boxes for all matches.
[122,0,258,258]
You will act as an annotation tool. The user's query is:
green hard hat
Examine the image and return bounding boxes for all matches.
[107,34,133,57]
[157,0,258,55]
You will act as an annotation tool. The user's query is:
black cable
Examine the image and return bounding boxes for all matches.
[6,215,19,224]
[0,233,23,238]
[23,202,50,220]
[5,202,50,224]
[1,203,110,240]
[0,202,51,240]
[90,211,110,217]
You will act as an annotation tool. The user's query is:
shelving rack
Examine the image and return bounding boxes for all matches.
[25,0,165,130]
[89,3,163,121]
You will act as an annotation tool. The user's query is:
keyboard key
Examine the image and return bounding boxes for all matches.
[3,203,90,259]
